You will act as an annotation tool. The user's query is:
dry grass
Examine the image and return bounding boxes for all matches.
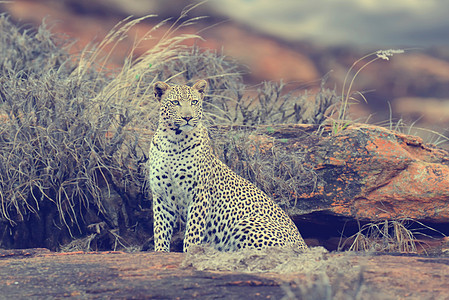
[183,245,386,299]
[382,108,449,147]
[338,218,446,253]
[0,11,207,248]
[218,77,338,126]
[330,49,404,135]
[183,244,336,273]
[60,223,142,252]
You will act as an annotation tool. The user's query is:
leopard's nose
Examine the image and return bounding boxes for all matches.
[183,116,192,122]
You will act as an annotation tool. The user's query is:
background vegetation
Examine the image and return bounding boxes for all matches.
[0,13,338,251]
[1,12,443,254]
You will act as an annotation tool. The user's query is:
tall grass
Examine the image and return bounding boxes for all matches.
[0,10,206,248]
[332,49,404,134]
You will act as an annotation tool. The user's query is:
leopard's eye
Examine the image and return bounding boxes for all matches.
[191,100,198,105]
[171,100,180,105]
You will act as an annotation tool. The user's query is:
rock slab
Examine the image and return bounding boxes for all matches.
[0,248,448,299]
[303,124,449,222]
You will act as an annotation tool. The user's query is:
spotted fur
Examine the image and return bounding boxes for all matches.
[148,80,307,252]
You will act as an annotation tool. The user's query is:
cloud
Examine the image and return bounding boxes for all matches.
[211,0,449,46]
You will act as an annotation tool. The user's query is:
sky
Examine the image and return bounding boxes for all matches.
[211,0,449,47]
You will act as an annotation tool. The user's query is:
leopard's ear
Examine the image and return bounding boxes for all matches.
[154,81,170,102]
[192,80,207,98]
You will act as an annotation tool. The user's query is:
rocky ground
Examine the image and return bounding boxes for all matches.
[1,247,448,299]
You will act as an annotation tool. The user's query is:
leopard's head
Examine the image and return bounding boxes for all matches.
[154,80,207,133]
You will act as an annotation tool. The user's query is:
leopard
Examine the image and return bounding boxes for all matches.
[148,79,307,252]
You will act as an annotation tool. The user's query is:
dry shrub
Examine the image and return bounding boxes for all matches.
[0,15,103,231]
[0,11,206,249]
[60,223,142,253]
[233,78,338,126]
[337,219,444,253]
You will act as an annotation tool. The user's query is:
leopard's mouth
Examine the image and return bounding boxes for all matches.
[179,124,194,131]
[175,120,196,131]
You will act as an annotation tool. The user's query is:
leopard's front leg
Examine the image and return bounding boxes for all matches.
[153,194,177,252]
[183,192,209,252]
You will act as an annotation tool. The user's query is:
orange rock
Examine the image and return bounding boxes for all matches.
[300,124,449,222]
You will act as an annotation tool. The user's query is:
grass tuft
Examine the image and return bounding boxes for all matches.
[338,218,446,253]
[331,49,405,135]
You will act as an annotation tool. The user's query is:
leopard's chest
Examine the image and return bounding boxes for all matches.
[149,136,203,217]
